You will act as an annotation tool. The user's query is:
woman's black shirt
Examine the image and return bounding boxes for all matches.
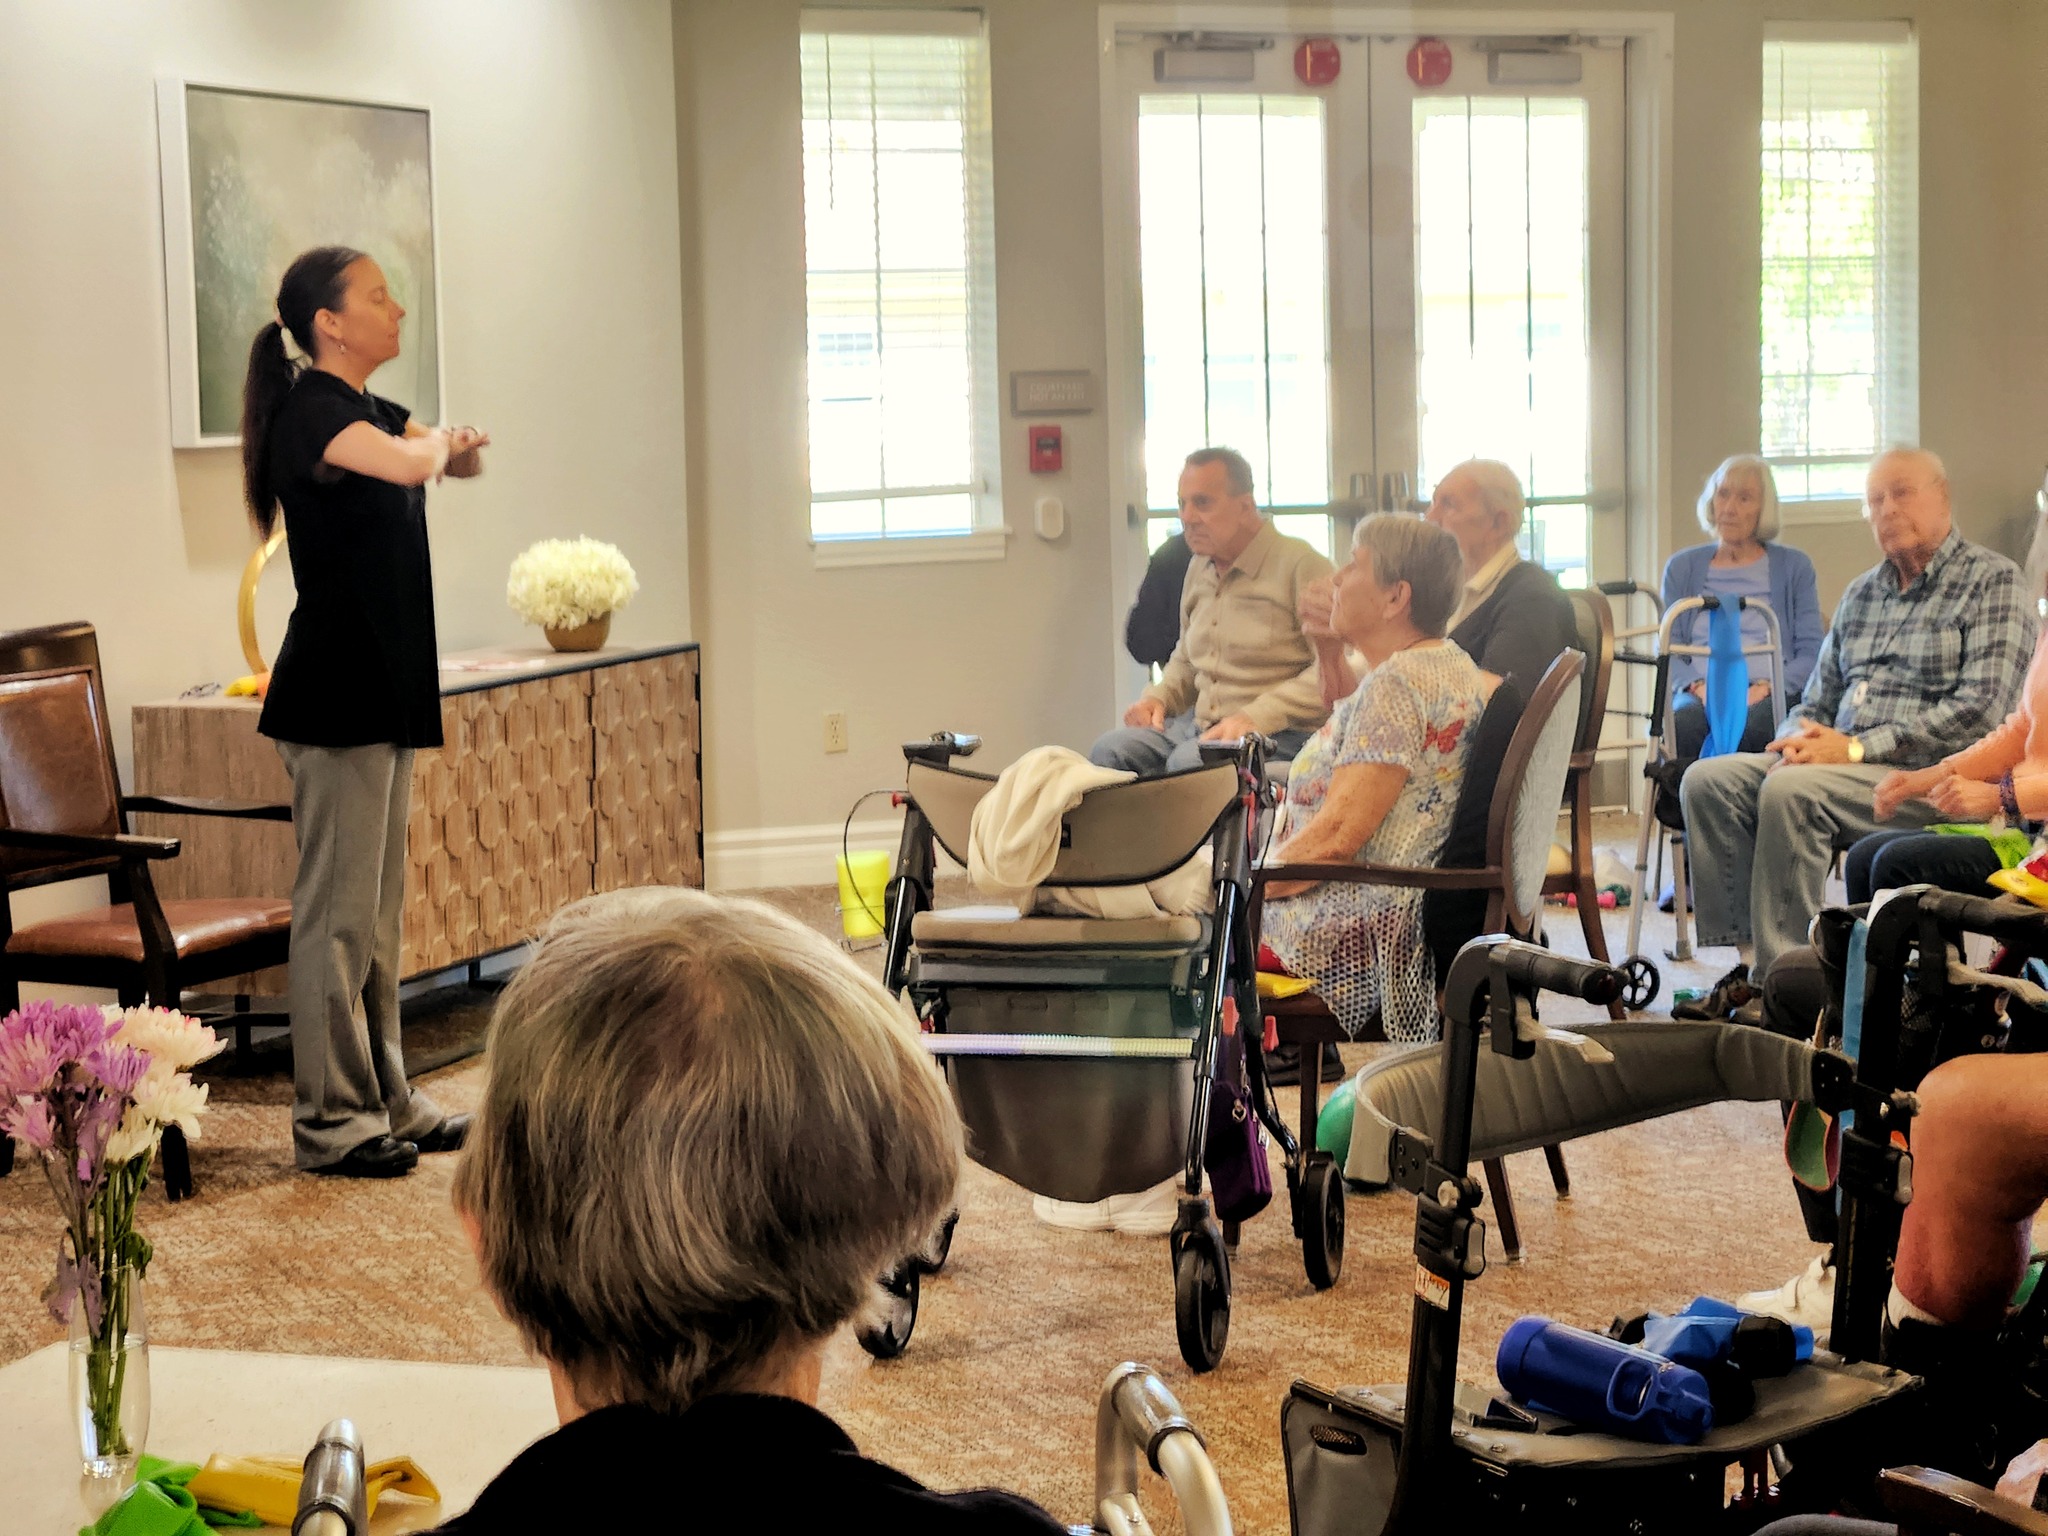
[257,369,444,750]
[429,1395,1068,1534]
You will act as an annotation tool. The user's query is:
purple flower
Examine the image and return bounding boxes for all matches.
[0,1002,121,1100]
[0,1097,56,1151]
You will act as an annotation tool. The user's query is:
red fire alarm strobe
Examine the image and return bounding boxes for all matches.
[1028,424,1062,474]
[1294,37,1340,86]
[1406,36,1453,87]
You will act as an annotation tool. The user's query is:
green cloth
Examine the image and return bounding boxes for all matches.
[1927,823,2035,869]
[83,1458,261,1536]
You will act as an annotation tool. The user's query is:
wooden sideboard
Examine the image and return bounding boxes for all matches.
[130,643,701,987]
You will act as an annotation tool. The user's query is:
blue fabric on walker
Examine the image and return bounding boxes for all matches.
[1701,599,1750,758]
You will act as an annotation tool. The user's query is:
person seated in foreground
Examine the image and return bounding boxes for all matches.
[1749,1054,2048,1536]
[1661,455,1824,761]
[1838,598,2048,902]
[1258,514,1492,1044]
[1091,446,1333,776]
[435,887,1064,1534]
[1677,449,2036,1023]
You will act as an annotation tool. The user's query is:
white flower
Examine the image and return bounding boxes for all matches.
[506,538,639,630]
[104,1006,223,1072]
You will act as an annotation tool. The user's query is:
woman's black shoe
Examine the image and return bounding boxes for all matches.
[308,1135,420,1179]
[1672,963,1753,1021]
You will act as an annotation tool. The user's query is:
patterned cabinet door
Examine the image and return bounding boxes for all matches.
[402,673,597,972]
[593,651,703,892]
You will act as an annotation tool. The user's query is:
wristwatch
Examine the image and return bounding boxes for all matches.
[1845,736,1865,764]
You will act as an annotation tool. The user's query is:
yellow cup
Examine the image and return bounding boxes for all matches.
[836,850,892,939]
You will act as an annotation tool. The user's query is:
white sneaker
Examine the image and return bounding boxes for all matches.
[1031,1195,1113,1231]
[1739,1252,1835,1337]
[1104,1176,1186,1237]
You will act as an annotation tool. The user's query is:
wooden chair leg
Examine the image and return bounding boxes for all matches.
[0,1134,13,1178]
[1543,1143,1571,1197]
[1483,1157,1522,1263]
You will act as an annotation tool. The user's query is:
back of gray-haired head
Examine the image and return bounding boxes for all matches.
[1184,445,1257,500]
[1447,458,1526,534]
[455,886,962,1415]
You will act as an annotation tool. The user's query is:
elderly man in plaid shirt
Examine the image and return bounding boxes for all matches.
[1676,449,2037,1023]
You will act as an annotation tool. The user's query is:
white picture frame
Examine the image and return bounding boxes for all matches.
[156,78,445,448]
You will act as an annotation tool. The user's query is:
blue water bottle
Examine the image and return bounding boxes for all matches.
[1497,1316,1715,1444]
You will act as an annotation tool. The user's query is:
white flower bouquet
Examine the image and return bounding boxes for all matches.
[506,537,639,631]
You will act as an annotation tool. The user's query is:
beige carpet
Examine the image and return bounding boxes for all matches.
[0,831,1817,1535]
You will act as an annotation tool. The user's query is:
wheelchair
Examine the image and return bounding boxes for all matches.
[864,730,1344,1373]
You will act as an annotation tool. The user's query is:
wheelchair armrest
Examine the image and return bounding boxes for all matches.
[902,732,981,767]
[123,794,292,823]
[1879,1466,2048,1536]
[1254,860,1501,892]
[0,827,180,861]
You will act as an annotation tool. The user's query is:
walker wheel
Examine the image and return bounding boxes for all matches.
[1173,1220,1232,1373]
[914,1210,959,1275]
[856,1261,919,1360]
[1619,955,1661,1012]
[1300,1154,1345,1291]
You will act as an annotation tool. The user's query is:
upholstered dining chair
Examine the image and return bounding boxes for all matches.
[0,621,293,1196]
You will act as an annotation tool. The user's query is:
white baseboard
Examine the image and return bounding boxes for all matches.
[707,816,908,891]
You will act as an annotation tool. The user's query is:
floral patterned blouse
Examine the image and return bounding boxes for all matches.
[1262,642,1488,1041]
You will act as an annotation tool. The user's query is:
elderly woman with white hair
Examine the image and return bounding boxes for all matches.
[437,887,1065,1533]
[1660,455,1824,760]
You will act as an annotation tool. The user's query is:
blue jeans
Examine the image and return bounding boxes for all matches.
[1088,710,1311,776]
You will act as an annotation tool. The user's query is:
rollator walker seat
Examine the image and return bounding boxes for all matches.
[1283,934,1932,1536]
[874,731,1340,1372]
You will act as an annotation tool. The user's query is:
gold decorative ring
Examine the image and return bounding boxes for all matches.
[237,529,285,674]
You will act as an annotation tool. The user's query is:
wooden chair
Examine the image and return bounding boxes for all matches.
[0,621,293,1195]
[1540,587,1626,1018]
[1252,650,1585,1262]
[1879,1465,2048,1536]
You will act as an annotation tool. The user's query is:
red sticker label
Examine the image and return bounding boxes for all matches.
[1294,37,1340,87]
[1407,37,1453,88]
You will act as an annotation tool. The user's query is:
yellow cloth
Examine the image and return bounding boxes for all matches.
[1256,971,1316,1000]
[185,1453,438,1527]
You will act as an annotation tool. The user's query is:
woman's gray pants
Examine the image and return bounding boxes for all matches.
[277,741,445,1169]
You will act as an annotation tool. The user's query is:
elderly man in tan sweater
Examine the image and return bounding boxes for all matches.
[1090,447,1334,776]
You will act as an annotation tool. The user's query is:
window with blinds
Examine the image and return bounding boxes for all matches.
[800,11,999,544]
[1761,27,1918,505]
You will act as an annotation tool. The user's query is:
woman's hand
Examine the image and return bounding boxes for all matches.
[1928,775,2003,820]
[1299,572,1338,639]
[1747,679,1772,704]
[1872,765,1944,820]
[1261,878,1316,900]
[445,425,491,479]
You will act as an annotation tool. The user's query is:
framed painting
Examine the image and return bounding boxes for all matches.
[157,80,442,448]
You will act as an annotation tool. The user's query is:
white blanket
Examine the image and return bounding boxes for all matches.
[967,745,1211,918]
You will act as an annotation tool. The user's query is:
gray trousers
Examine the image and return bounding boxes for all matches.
[1090,710,1312,775]
[277,741,443,1168]
[1680,754,1937,977]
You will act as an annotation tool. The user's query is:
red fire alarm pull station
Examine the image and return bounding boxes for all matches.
[1407,36,1453,87]
[1293,37,1340,86]
[1029,424,1062,473]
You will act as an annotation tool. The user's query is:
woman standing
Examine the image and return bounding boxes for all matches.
[241,246,487,1178]
[1660,456,1823,759]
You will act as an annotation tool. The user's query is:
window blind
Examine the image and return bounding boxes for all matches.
[800,12,999,540]
[1761,29,1918,504]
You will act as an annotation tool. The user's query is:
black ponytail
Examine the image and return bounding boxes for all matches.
[240,244,365,536]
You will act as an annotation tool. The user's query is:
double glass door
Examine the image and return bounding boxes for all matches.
[1109,29,1626,605]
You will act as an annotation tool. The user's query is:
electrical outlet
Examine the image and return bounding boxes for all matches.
[823,711,849,754]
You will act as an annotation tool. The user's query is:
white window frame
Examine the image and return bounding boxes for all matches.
[799,7,1008,569]
[1761,21,1919,525]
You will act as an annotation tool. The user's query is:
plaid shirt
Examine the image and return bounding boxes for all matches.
[1789,530,2037,767]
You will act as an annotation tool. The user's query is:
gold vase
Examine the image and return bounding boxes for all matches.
[543,613,611,652]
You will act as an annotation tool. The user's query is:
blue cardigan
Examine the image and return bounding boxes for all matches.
[1658,541,1825,703]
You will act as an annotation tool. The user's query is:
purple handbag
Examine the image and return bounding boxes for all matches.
[1204,1002,1274,1223]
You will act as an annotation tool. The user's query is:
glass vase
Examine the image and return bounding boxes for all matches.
[69,1263,150,1516]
